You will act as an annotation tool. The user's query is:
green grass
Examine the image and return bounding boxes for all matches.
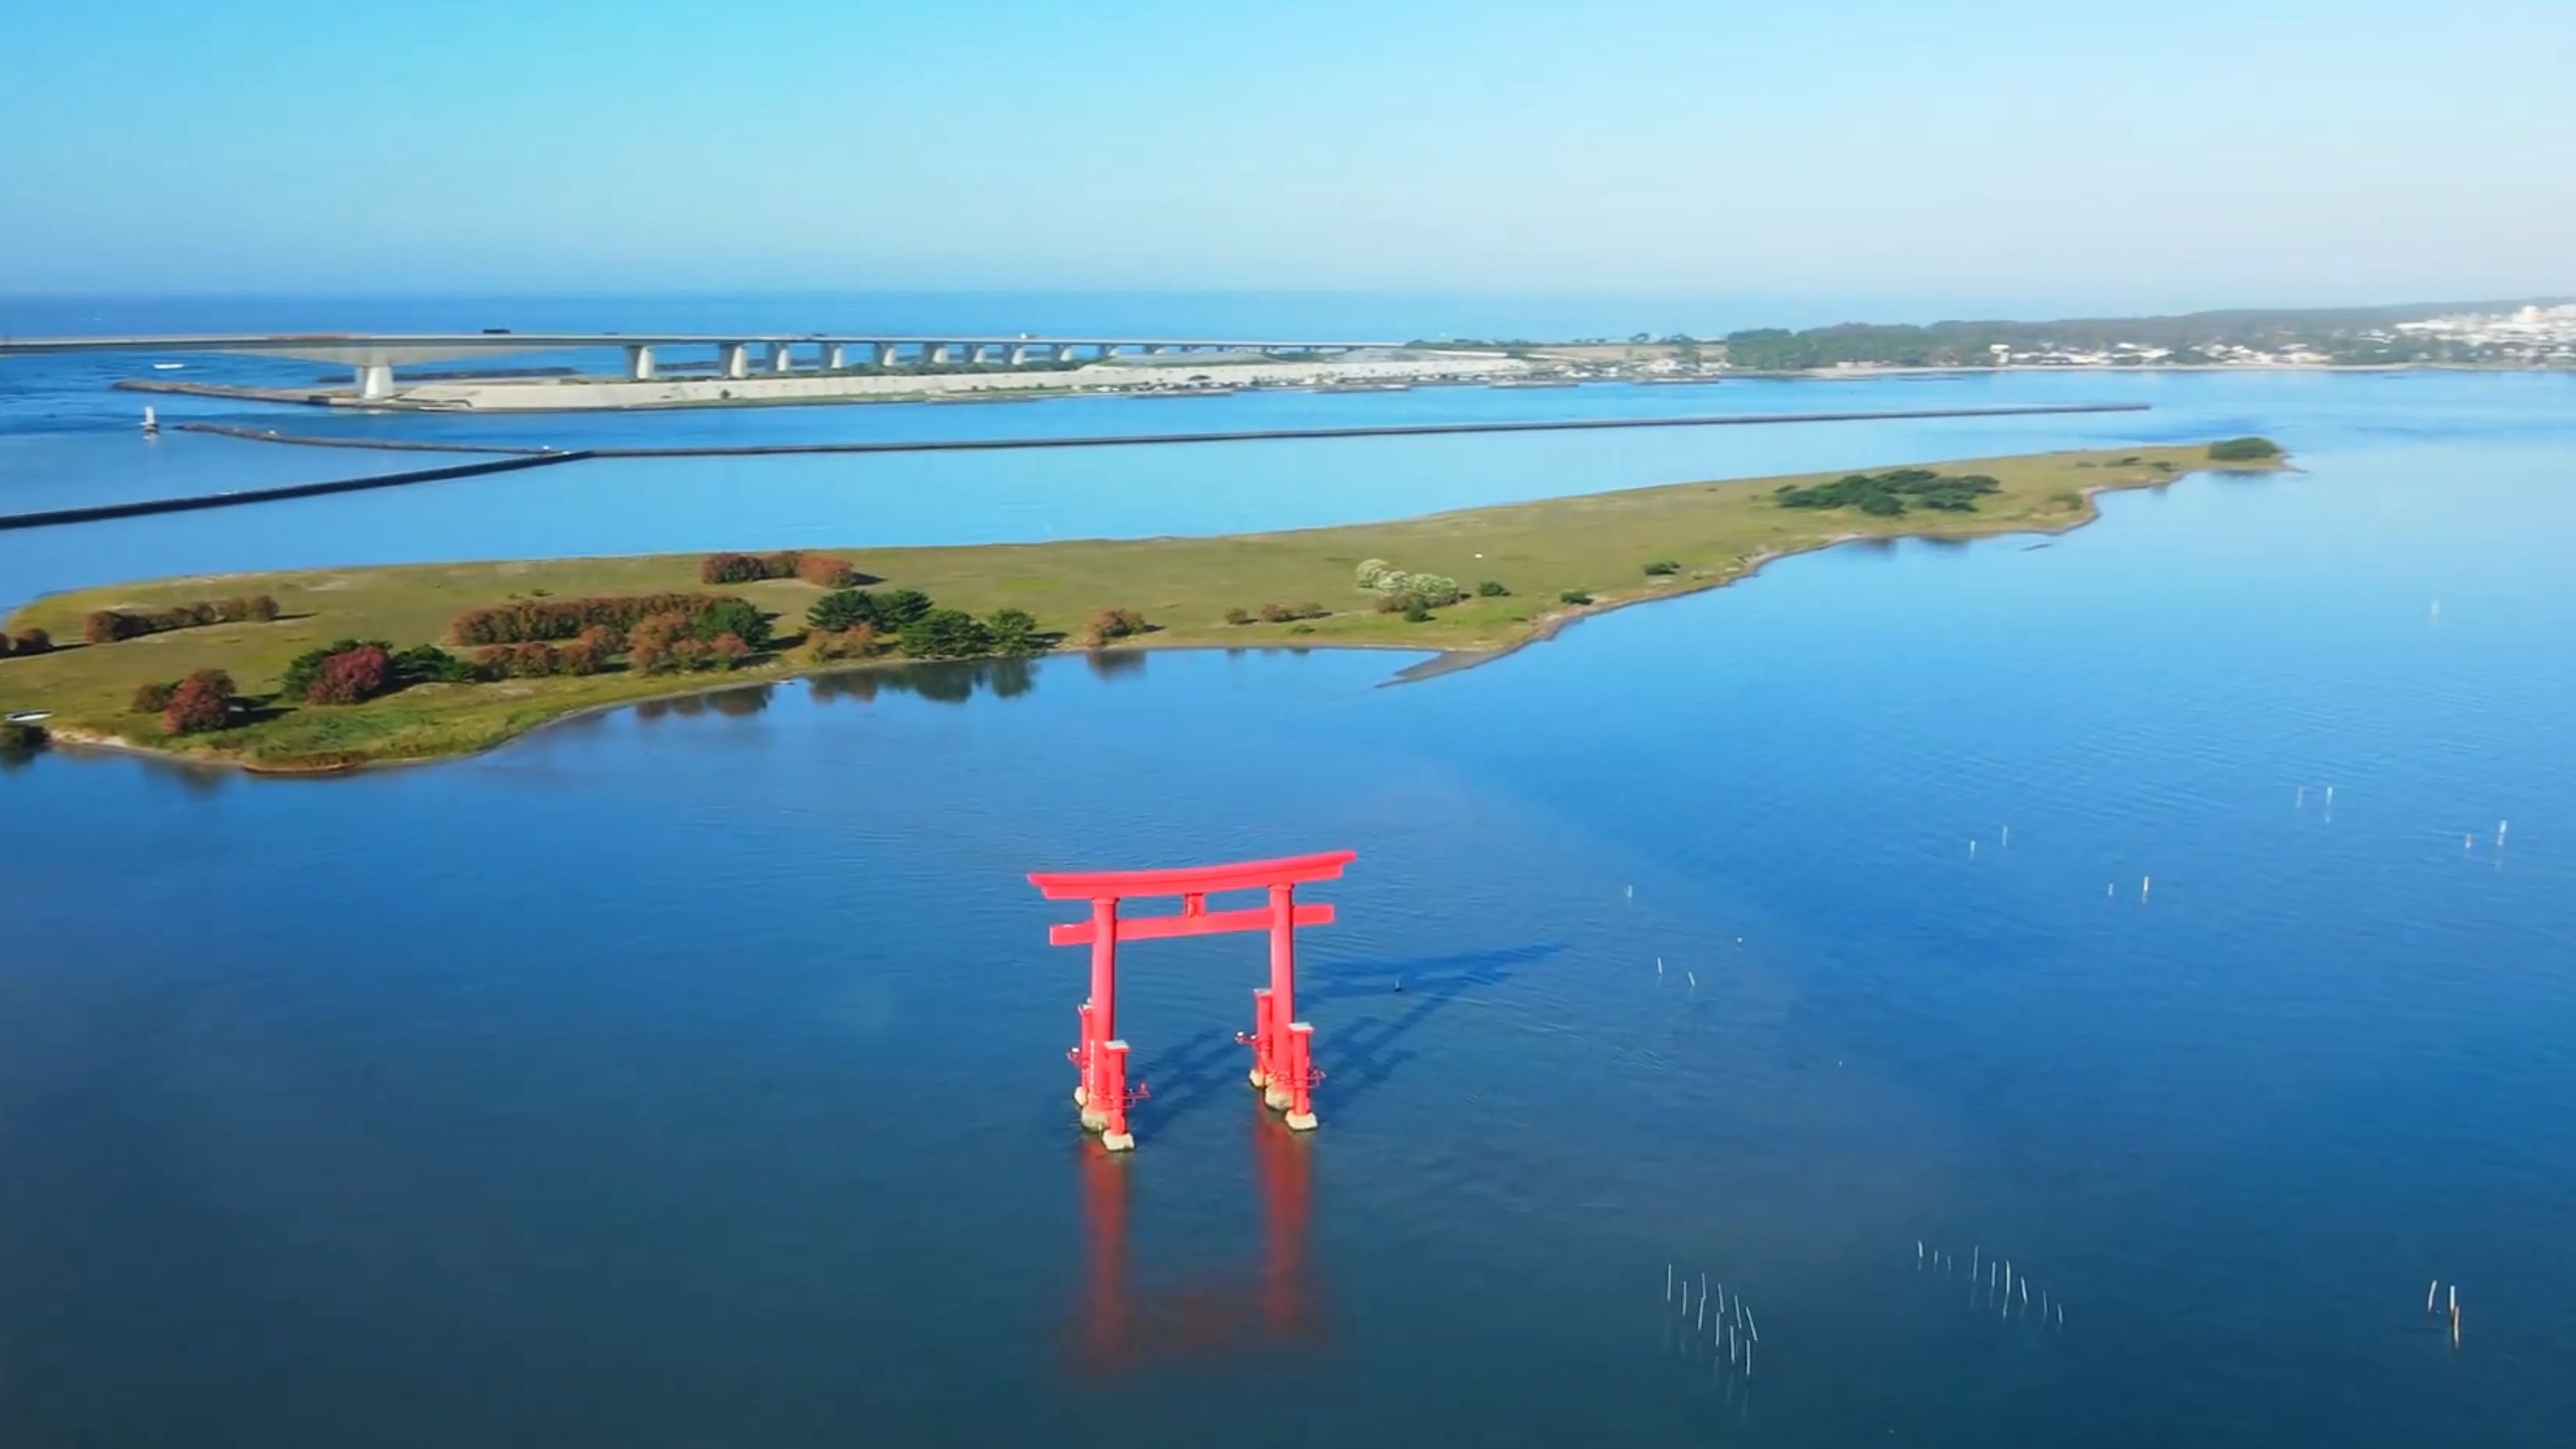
[0,441,2283,769]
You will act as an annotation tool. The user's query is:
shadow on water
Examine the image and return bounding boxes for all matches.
[635,682,773,721]
[1314,943,1564,1120]
[807,657,1036,705]
[1128,943,1561,1133]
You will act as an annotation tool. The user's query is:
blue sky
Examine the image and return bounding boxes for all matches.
[5,0,2571,311]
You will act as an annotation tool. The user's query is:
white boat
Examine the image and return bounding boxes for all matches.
[151,361,185,371]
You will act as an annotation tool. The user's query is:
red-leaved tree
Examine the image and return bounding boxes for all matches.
[305,645,393,705]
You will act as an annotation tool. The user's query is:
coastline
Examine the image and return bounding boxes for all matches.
[0,442,2286,772]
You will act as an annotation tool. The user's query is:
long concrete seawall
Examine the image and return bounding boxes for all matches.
[9,403,2148,532]
[0,452,593,532]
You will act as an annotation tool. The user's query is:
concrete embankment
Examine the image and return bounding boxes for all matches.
[0,452,593,532]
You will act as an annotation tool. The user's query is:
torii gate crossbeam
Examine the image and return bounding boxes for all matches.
[1029,850,1355,1150]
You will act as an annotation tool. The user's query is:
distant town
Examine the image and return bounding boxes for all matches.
[1425,298,2576,375]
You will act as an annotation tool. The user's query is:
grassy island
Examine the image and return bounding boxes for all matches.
[0,441,2282,770]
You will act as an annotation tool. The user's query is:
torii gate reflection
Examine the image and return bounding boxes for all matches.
[1027,850,1354,1150]
[1074,1112,1325,1373]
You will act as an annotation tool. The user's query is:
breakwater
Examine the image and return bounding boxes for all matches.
[0,452,593,532]
[16,403,2149,531]
[187,401,2151,460]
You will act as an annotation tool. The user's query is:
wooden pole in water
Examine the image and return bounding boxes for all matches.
[1666,1263,1673,1302]
[2426,1279,2438,1315]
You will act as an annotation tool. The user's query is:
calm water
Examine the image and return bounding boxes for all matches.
[2,303,2572,1446]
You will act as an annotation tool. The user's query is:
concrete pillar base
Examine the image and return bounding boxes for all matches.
[1284,1110,1318,1132]
[1073,1086,1089,1107]
[1080,1106,1109,1131]
[1247,1067,1269,1089]
[1101,1131,1135,1152]
[1264,1086,1293,1112]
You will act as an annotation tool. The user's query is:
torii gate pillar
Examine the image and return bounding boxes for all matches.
[1031,850,1353,1149]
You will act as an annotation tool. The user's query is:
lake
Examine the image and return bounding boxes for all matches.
[2,328,2571,1447]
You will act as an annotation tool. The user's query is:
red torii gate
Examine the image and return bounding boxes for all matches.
[1028,849,1355,1151]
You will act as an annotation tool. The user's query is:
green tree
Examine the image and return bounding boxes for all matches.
[987,608,1043,656]
[898,608,994,659]
[808,589,882,632]
[877,589,934,625]
[694,600,771,649]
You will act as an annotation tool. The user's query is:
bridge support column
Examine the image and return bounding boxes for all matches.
[720,342,750,379]
[625,344,656,381]
[768,341,794,374]
[1097,343,1121,360]
[822,343,846,371]
[354,363,394,400]
[1008,343,1033,367]
[1054,344,1077,364]
[925,343,952,366]
[1145,343,1169,356]
[874,342,900,368]
[969,343,994,365]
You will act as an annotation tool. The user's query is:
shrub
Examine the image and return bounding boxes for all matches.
[699,552,772,585]
[1643,560,1680,576]
[693,599,771,650]
[1407,574,1463,607]
[899,608,995,659]
[1224,607,1255,625]
[628,611,694,674]
[1286,623,1315,635]
[183,668,236,699]
[987,608,1042,656]
[279,639,388,700]
[0,634,9,659]
[448,593,744,646]
[78,596,273,644]
[556,640,603,676]
[0,720,43,752]
[1403,602,1432,622]
[575,623,626,656]
[162,677,232,734]
[12,628,48,655]
[794,554,860,588]
[131,681,174,713]
[305,645,394,705]
[1086,607,1149,642]
[1374,591,1418,614]
[510,642,560,678]
[1559,589,1593,605]
[1476,580,1510,597]
[707,633,751,670]
[1774,468,2001,515]
[807,623,883,661]
[1354,558,1399,589]
[392,643,477,685]
[1257,602,1327,623]
[2208,436,2282,461]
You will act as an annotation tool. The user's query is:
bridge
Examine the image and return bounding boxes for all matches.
[0,332,1402,399]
